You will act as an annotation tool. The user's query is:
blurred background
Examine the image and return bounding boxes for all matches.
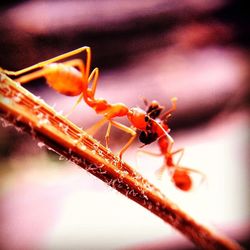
[0,0,249,249]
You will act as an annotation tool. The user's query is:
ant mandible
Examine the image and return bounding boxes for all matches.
[2,47,169,158]
[138,97,205,191]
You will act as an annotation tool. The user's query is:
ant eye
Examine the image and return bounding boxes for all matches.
[145,116,149,122]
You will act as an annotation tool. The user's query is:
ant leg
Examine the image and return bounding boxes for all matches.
[59,59,87,116]
[164,130,174,153]
[155,165,166,179]
[86,116,108,136]
[3,46,91,79]
[11,58,86,86]
[170,148,206,186]
[109,120,136,158]
[137,149,162,157]
[15,58,87,87]
[105,122,112,148]
[177,166,205,178]
[65,92,85,117]
[136,149,164,178]
[171,148,184,166]
[62,59,86,75]
[87,67,99,98]
[66,68,99,117]
[57,58,98,117]
[15,68,49,84]
[87,119,136,158]
[62,58,97,91]
[71,67,99,109]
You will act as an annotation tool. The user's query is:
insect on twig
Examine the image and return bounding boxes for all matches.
[1,47,170,159]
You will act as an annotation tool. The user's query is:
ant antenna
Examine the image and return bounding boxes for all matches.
[160,97,177,120]
[139,143,147,149]
[139,96,149,107]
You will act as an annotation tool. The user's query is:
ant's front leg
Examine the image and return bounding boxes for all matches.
[86,118,136,158]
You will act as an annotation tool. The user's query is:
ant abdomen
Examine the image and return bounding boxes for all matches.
[172,169,192,191]
[45,63,83,96]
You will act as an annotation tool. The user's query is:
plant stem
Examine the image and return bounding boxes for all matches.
[0,73,243,250]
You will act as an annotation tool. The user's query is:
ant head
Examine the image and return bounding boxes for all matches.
[139,115,161,145]
[127,107,148,130]
[139,130,158,145]
[146,100,164,119]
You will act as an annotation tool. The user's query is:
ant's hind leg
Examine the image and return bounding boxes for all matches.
[62,59,86,76]
[105,122,112,148]
[2,46,91,78]
[15,58,87,86]
[155,165,166,180]
[57,46,92,82]
[15,68,48,85]
[136,149,162,160]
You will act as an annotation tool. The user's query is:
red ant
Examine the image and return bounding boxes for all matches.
[2,47,169,158]
[138,97,205,191]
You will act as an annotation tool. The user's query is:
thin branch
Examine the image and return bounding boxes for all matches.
[0,73,243,250]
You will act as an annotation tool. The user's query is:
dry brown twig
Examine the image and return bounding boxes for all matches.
[0,73,243,250]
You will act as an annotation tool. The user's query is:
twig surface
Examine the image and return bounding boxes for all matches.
[0,73,243,250]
